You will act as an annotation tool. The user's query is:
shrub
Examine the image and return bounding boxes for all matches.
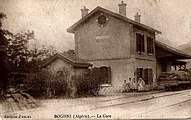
[73,69,103,96]
[23,68,69,98]
[23,69,52,98]
[53,68,70,97]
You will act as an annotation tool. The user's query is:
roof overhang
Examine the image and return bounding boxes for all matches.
[155,41,191,59]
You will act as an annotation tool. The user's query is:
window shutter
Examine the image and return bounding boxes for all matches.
[151,38,154,54]
[141,35,145,53]
[137,68,140,80]
[136,33,140,53]
[100,66,112,84]
[108,66,111,84]
[144,68,149,85]
[100,66,107,84]
[147,37,150,54]
[147,37,154,54]
[148,68,153,84]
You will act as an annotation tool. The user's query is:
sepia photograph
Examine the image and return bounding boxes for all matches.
[0,0,191,119]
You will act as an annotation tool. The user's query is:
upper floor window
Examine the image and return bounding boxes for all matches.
[136,33,144,53]
[147,37,154,54]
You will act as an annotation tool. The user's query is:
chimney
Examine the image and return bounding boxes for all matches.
[81,6,89,18]
[134,13,141,23]
[118,1,127,16]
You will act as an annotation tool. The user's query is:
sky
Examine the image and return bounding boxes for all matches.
[0,0,191,52]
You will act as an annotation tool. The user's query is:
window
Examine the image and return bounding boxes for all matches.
[97,14,109,27]
[143,68,153,85]
[136,33,144,53]
[100,66,111,84]
[137,68,153,85]
[98,15,107,25]
[137,68,143,80]
[147,37,154,54]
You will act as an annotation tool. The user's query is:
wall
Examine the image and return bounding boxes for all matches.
[74,67,88,76]
[73,10,157,90]
[45,58,89,78]
[135,58,156,89]
[74,11,133,61]
[131,27,156,60]
[130,26,156,89]
[89,58,135,87]
[45,58,74,76]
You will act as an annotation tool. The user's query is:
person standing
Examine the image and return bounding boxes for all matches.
[138,78,145,92]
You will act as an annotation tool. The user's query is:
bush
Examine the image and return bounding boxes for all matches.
[23,69,52,98]
[23,68,69,98]
[52,68,69,97]
[73,69,103,96]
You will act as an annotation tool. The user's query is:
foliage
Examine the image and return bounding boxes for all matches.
[0,13,8,91]
[6,30,35,72]
[5,30,57,72]
[53,67,70,97]
[23,68,69,98]
[0,12,58,92]
[72,69,103,96]
[37,45,57,61]
[23,69,53,97]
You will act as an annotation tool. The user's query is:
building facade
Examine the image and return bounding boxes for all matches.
[67,1,191,91]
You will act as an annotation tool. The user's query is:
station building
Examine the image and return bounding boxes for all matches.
[67,1,191,90]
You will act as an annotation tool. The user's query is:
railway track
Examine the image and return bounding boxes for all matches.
[137,98,191,116]
[90,89,191,110]
[132,93,191,119]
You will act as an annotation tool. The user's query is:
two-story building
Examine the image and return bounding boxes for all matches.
[67,1,191,91]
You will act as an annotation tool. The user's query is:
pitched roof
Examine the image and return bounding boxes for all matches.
[155,41,191,59]
[41,52,92,68]
[67,6,161,34]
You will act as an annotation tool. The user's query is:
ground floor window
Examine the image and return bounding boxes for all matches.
[100,66,111,84]
[137,68,143,80]
[137,68,153,85]
[93,66,111,84]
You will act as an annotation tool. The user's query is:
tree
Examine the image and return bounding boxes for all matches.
[5,30,58,88]
[0,13,8,92]
[0,12,58,96]
[37,45,57,61]
[5,30,34,72]
[5,30,57,73]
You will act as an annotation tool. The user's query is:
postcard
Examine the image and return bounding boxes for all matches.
[0,0,191,119]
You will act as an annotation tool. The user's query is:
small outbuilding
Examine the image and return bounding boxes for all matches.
[41,50,92,78]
